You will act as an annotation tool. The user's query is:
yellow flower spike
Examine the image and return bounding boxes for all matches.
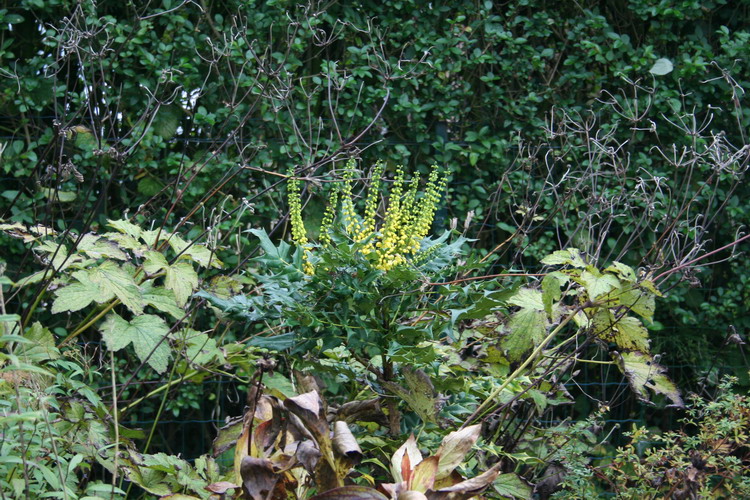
[341,161,362,237]
[319,184,339,246]
[359,160,386,241]
[286,159,445,274]
[287,166,314,274]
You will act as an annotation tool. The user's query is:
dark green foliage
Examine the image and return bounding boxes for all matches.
[1,1,750,497]
[2,2,749,384]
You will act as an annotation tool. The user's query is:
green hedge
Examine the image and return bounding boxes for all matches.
[1,0,749,383]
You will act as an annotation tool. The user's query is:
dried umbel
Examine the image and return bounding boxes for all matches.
[288,159,446,273]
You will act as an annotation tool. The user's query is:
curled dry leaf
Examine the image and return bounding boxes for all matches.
[427,464,502,500]
[205,481,240,494]
[332,421,363,462]
[309,485,390,500]
[285,391,329,439]
[296,439,322,473]
[240,456,279,500]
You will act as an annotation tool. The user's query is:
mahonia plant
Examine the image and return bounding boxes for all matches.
[288,159,447,272]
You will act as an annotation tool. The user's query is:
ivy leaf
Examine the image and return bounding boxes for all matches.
[108,219,142,240]
[504,307,547,361]
[580,268,620,300]
[592,311,650,351]
[51,280,105,313]
[142,281,184,319]
[77,233,128,260]
[541,248,586,267]
[617,286,656,322]
[100,313,171,373]
[87,261,144,313]
[144,252,199,306]
[614,351,683,407]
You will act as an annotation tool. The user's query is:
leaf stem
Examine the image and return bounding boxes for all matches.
[460,307,579,429]
[59,300,119,347]
[119,369,199,415]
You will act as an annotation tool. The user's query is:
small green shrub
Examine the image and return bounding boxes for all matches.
[556,376,750,498]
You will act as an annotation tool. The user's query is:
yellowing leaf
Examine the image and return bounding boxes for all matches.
[104,232,147,255]
[142,281,184,319]
[541,248,586,267]
[144,252,199,306]
[77,233,128,260]
[410,455,438,492]
[0,222,56,242]
[165,262,198,306]
[51,280,106,313]
[541,272,568,319]
[503,307,547,361]
[592,310,650,352]
[51,261,143,314]
[107,219,142,240]
[167,233,223,268]
[615,351,683,407]
[383,367,439,424]
[617,286,656,322]
[580,269,620,299]
[614,316,650,351]
[508,288,543,310]
[143,251,169,273]
[100,313,171,373]
[604,261,637,282]
[434,424,481,480]
[86,261,144,314]
[141,228,179,249]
